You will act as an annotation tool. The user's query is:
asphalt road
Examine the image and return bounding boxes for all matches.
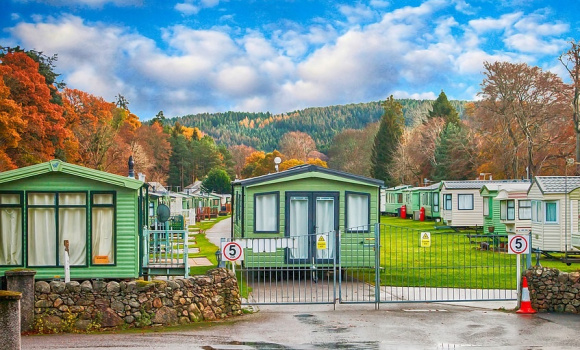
[21,302,580,350]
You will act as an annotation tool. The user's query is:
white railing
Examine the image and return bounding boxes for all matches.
[142,228,189,278]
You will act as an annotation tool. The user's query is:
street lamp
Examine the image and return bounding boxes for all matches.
[274,156,282,172]
[565,158,577,261]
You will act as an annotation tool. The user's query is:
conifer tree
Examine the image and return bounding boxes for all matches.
[431,123,477,181]
[370,96,404,186]
[428,91,460,125]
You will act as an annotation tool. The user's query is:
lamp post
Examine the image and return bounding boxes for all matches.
[565,158,577,260]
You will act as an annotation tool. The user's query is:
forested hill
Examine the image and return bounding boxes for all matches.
[169,99,468,153]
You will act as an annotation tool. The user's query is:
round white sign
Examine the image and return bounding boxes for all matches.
[222,242,243,261]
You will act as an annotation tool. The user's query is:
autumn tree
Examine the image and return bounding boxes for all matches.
[473,61,571,178]
[132,122,170,182]
[278,131,317,161]
[327,122,378,177]
[241,150,283,178]
[0,51,70,167]
[229,144,256,178]
[370,96,404,186]
[560,40,580,173]
[0,71,24,170]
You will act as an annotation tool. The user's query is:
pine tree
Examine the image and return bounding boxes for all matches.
[431,123,477,181]
[370,96,404,186]
[428,91,460,125]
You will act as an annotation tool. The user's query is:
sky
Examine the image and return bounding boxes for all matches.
[1,0,579,120]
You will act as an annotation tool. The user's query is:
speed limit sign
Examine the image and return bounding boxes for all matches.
[508,235,530,254]
[221,242,244,261]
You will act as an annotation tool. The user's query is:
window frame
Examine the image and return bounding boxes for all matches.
[0,191,24,267]
[345,191,371,233]
[457,194,474,210]
[518,200,532,220]
[444,194,452,210]
[26,191,89,268]
[432,192,439,213]
[483,197,490,217]
[544,201,559,224]
[90,191,117,266]
[253,191,280,233]
[500,199,515,221]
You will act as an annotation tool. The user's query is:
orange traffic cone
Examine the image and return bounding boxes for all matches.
[517,276,536,314]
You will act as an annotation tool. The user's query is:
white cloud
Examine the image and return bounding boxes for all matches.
[175,0,220,16]
[392,90,437,100]
[468,12,522,33]
[16,0,142,8]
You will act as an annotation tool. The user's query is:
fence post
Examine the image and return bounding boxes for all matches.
[5,269,36,332]
[0,290,22,350]
[374,223,381,308]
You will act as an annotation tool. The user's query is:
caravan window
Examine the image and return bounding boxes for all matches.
[483,197,489,216]
[518,200,531,220]
[444,194,452,210]
[432,193,439,212]
[531,201,542,222]
[346,192,370,231]
[254,192,279,233]
[544,201,558,223]
[91,193,115,265]
[0,193,23,266]
[500,200,515,220]
[458,194,473,210]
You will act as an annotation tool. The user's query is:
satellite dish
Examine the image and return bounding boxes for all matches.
[156,204,170,223]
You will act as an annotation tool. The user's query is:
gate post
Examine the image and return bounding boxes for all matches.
[374,223,381,308]
[0,290,22,350]
[5,269,36,332]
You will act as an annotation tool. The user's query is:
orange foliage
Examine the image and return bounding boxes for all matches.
[1,52,69,167]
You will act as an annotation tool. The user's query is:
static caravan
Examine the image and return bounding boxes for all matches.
[528,176,580,253]
[0,160,147,280]
[418,182,441,220]
[231,164,383,268]
[440,180,526,228]
[480,183,531,236]
[382,185,411,216]
[402,187,421,218]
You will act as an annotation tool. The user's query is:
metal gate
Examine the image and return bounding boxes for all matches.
[226,224,525,306]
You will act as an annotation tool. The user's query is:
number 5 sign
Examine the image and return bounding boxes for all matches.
[508,235,530,254]
[221,242,244,261]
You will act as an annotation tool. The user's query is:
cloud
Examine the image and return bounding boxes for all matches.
[175,0,220,16]
[14,0,142,8]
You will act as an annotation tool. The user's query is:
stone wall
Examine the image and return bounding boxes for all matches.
[524,267,580,313]
[33,268,242,332]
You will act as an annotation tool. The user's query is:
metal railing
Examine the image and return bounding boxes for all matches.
[142,228,189,278]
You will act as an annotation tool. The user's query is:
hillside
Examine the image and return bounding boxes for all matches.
[169,99,468,153]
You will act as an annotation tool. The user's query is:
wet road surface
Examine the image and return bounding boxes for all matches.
[21,302,580,350]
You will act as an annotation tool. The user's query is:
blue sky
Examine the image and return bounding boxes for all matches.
[2,0,579,120]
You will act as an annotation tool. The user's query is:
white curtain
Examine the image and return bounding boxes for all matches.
[347,194,368,229]
[92,194,114,264]
[28,209,56,266]
[289,198,308,259]
[255,194,277,231]
[316,198,335,260]
[0,194,22,265]
[59,193,86,266]
[458,194,473,210]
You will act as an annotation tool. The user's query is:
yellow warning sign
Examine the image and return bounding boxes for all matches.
[317,235,327,250]
[420,232,431,248]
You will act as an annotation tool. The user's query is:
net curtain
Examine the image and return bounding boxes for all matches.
[0,194,22,265]
[92,194,114,264]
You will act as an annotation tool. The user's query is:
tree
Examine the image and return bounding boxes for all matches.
[202,168,232,194]
[0,51,70,166]
[0,71,24,170]
[229,144,256,178]
[133,122,171,183]
[560,40,580,173]
[278,131,317,161]
[474,61,571,178]
[428,91,460,124]
[327,123,378,176]
[370,96,404,186]
[241,150,283,178]
[167,133,192,191]
[431,122,478,181]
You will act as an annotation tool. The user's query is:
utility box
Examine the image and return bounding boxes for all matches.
[413,210,420,220]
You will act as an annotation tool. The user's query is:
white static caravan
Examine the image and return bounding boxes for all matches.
[440,180,527,228]
[528,176,580,253]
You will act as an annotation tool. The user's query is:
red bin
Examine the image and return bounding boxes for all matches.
[400,205,407,218]
[419,207,425,221]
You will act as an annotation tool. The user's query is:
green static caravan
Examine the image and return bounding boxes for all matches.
[402,186,421,218]
[0,160,147,280]
[381,185,412,216]
[417,182,441,220]
[231,164,384,269]
[480,183,531,236]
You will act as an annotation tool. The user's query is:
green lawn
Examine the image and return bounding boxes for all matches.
[368,216,580,289]
[188,215,230,276]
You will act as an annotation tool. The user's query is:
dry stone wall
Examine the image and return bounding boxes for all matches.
[524,266,580,313]
[33,268,242,331]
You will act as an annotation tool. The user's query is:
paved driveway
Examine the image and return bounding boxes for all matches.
[21,303,580,349]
